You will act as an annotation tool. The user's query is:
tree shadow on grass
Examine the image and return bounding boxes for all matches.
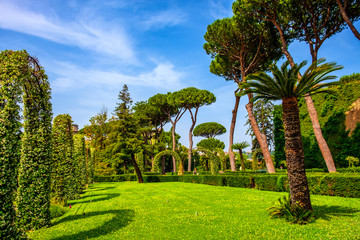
[86,186,117,192]
[313,205,360,221]
[51,209,135,240]
[71,193,121,205]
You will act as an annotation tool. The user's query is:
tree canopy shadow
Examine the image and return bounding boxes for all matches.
[71,193,121,205]
[51,209,135,240]
[86,186,117,192]
[313,205,360,221]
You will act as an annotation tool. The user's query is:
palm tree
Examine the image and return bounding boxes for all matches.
[232,142,250,171]
[243,59,342,210]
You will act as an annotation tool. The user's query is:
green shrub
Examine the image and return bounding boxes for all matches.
[50,205,67,219]
[254,175,280,191]
[337,167,360,173]
[307,174,360,198]
[226,176,252,188]
[143,176,180,182]
[51,114,75,205]
[276,175,289,192]
[143,172,161,176]
[305,168,326,173]
[15,51,53,231]
[93,174,137,182]
[180,175,226,186]
[93,173,360,198]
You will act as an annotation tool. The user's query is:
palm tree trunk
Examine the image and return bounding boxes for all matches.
[246,96,275,173]
[229,94,240,171]
[282,97,312,210]
[239,149,245,171]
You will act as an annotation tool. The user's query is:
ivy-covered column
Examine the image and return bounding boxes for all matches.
[51,114,75,205]
[0,50,26,238]
[74,134,87,195]
[16,53,53,230]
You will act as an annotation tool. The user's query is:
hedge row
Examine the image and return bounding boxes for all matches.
[337,167,360,173]
[94,173,360,198]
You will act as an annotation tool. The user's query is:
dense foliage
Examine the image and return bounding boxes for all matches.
[196,138,225,151]
[1,50,53,234]
[273,105,285,167]
[298,75,360,168]
[51,114,75,205]
[73,134,87,192]
[193,122,226,138]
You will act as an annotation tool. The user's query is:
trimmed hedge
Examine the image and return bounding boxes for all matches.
[337,167,360,173]
[94,173,360,198]
[94,174,137,182]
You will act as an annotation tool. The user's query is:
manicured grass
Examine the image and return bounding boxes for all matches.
[28,182,360,240]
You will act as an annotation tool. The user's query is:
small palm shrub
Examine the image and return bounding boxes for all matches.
[267,195,315,225]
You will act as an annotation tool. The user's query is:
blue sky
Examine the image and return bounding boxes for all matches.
[0,0,359,151]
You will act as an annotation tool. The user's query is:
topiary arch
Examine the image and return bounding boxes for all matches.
[0,50,52,233]
[153,150,182,174]
[214,148,226,172]
[252,148,262,171]
[194,147,220,175]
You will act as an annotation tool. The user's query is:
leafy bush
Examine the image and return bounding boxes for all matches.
[268,195,315,225]
[93,174,137,182]
[50,205,67,219]
[180,175,226,186]
[94,173,360,198]
[226,176,252,188]
[254,175,280,191]
[337,167,360,173]
[305,168,327,173]
[143,176,180,182]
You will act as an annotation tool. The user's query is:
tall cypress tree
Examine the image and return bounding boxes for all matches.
[0,50,25,238]
[73,134,87,194]
[51,114,74,205]
[16,51,53,231]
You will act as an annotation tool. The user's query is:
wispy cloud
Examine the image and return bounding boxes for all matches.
[0,1,136,63]
[141,9,187,30]
[208,0,233,19]
[49,61,184,92]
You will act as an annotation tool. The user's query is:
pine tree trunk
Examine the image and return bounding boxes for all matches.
[131,155,143,183]
[171,123,177,172]
[282,97,312,210]
[272,20,336,172]
[229,95,240,171]
[336,0,360,40]
[151,155,154,171]
[304,94,336,172]
[273,20,336,172]
[188,120,196,171]
[246,96,275,173]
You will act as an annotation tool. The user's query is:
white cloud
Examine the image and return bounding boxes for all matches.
[141,9,187,30]
[0,1,136,63]
[208,0,233,19]
[49,61,184,92]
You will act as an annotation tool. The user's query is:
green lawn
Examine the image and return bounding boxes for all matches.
[28,182,360,240]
